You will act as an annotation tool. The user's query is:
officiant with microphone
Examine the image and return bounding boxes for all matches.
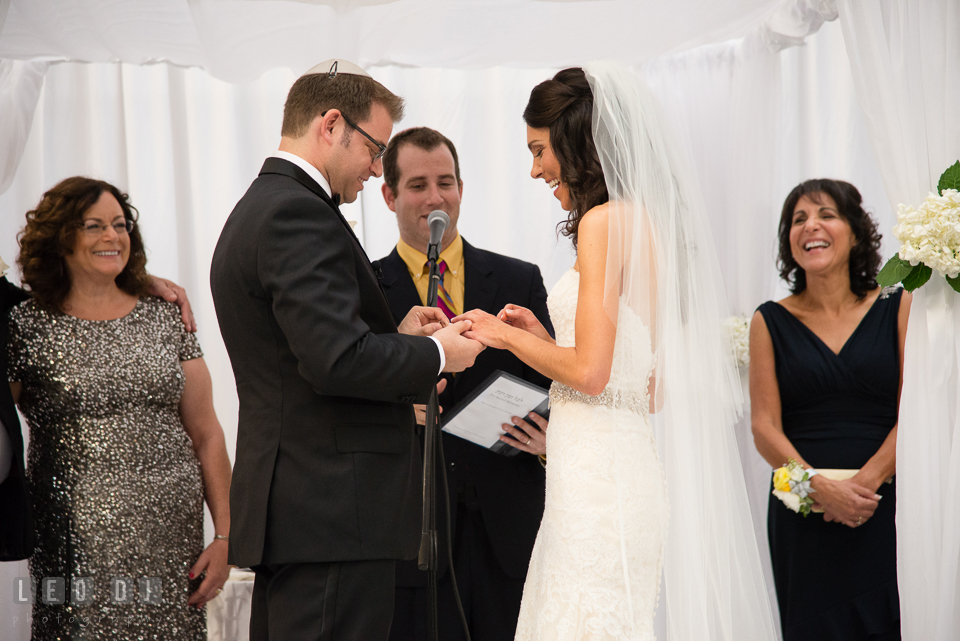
[377,127,553,641]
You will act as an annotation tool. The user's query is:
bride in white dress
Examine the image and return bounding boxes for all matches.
[457,62,778,640]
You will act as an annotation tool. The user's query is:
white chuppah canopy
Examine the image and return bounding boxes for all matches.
[1,0,793,79]
[1,1,957,640]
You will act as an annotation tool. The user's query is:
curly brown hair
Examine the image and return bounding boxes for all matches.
[523,68,608,248]
[777,179,883,298]
[17,177,151,313]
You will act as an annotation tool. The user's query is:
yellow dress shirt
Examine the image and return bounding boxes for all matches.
[396,235,465,316]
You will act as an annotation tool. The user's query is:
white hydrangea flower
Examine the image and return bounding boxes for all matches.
[893,189,960,279]
[722,315,751,368]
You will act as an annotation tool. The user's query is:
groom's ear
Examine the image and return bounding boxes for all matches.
[382,182,397,212]
[313,109,342,148]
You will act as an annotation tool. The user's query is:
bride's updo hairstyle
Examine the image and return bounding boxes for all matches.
[524,68,608,248]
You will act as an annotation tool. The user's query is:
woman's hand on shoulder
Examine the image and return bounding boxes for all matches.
[146,276,196,332]
[498,304,554,344]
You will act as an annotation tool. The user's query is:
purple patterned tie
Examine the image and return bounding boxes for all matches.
[433,260,456,320]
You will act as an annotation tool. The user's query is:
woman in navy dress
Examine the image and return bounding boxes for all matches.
[750,179,909,641]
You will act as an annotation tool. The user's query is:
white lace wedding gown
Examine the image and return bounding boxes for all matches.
[514,269,668,641]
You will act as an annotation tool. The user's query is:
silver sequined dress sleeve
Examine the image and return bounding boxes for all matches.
[8,296,207,640]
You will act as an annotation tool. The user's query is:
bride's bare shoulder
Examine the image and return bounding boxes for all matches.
[578,203,611,236]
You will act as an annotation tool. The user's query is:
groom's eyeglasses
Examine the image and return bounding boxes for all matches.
[325,110,387,162]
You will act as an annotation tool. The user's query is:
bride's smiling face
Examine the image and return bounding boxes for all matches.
[527,126,572,211]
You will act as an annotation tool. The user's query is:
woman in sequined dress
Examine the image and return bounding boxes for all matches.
[6,177,232,640]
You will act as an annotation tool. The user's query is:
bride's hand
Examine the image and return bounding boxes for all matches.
[454,309,511,350]
[497,304,554,343]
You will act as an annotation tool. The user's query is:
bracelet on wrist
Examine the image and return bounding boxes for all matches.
[213,534,229,542]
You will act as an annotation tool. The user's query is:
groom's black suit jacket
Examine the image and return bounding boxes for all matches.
[0,277,33,561]
[378,240,551,584]
[211,157,440,568]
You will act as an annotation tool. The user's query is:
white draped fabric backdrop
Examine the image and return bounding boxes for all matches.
[834,2,960,640]
[1,0,954,639]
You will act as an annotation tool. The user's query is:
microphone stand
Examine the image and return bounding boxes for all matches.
[418,242,442,641]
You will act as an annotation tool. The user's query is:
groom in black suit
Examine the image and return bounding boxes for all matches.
[378,127,553,641]
[210,62,484,641]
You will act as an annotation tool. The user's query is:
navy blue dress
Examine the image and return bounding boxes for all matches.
[758,289,901,641]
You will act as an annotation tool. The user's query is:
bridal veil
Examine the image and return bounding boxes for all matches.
[584,60,778,640]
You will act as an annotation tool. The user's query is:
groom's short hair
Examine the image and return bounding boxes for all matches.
[281,72,404,138]
[382,127,462,192]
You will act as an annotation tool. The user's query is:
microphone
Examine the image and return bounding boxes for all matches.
[426,210,449,263]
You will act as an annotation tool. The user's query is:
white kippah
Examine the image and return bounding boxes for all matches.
[301,59,371,79]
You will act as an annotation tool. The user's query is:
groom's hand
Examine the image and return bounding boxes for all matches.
[398,306,449,337]
[434,320,485,373]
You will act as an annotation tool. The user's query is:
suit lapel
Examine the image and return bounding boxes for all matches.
[259,157,374,264]
[259,157,396,329]
[462,239,498,316]
[456,240,498,395]
[380,248,424,324]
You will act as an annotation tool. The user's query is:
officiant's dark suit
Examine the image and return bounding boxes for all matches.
[379,127,552,641]
[209,66,481,641]
[0,276,33,561]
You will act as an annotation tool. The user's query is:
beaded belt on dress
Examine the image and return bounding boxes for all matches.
[549,382,649,417]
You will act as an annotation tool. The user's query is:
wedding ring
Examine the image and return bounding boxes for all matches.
[856,517,863,526]
[526,438,532,445]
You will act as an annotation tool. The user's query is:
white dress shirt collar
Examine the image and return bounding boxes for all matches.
[270,151,334,202]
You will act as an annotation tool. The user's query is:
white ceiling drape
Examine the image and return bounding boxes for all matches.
[0,0,791,80]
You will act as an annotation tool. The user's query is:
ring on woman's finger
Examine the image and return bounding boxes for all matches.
[526,438,532,445]
[856,516,863,526]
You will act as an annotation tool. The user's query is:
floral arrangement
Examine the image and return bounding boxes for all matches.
[772,459,815,516]
[877,161,960,292]
[722,315,751,369]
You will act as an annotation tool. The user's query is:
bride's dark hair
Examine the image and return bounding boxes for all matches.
[523,68,608,248]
